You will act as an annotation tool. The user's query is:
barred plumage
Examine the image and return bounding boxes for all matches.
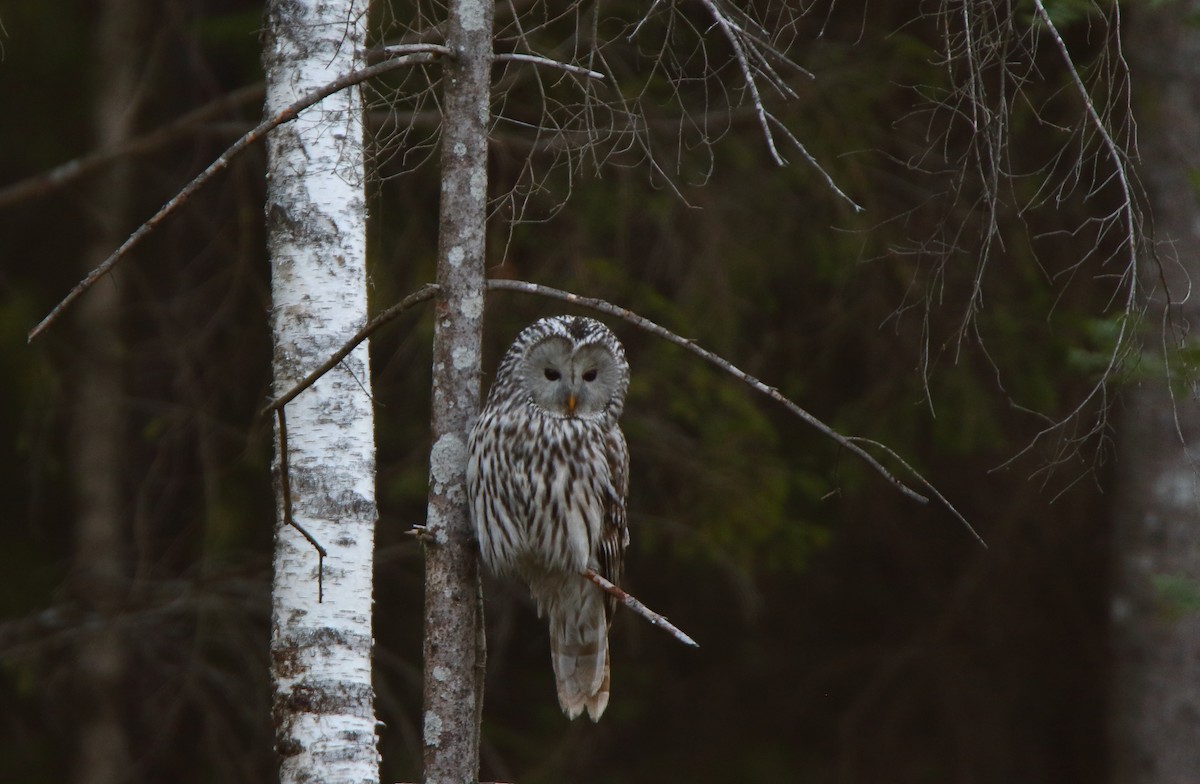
[467,316,630,721]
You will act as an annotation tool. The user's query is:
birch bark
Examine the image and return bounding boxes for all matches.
[262,1,380,782]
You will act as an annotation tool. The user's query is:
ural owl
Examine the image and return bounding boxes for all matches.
[467,315,630,721]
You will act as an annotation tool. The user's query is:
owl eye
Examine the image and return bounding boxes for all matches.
[544,368,561,381]
[582,369,598,382]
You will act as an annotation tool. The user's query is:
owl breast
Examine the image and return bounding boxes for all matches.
[468,403,613,581]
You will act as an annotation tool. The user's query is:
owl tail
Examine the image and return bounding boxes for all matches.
[546,578,610,721]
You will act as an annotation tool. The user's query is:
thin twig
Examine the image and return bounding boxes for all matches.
[583,569,698,648]
[0,83,265,210]
[627,0,665,41]
[766,115,863,212]
[719,11,815,82]
[276,408,328,602]
[993,0,1142,468]
[494,53,606,80]
[488,279,986,546]
[845,437,986,548]
[691,0,858,210]
[695,0,785,165]
[260,283,440,416]
[27,52,447,343]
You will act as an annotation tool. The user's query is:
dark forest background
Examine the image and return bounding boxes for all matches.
[0,0,1146,782]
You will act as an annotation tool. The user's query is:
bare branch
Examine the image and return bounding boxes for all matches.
[993,0,1143,467]
[845,437,985,548]
[686,0,858,210]
[627,0,666,42]
[583,569,699,648]
[0,83,264,210]
[695,0,786,166]
[253,276,983,545]
[260,283,440,416]
[495,52,606,80]
[27,52,448,343]
[275,408,327,602]
[487,278,987,546]
[767,115,863,212]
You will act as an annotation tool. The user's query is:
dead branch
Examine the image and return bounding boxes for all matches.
[695,0,785,166]
[275,408,327,602]
[994,0,1143,469]
[494,52,606,80]
[692,0,861,211]
[487,278,987,546]
[27,52,449,343]
[627,0,666,42]
[844,437,983,548]
[583,569,699,648]
[260,283,440,416]
[767,115,863,213]
[0,83,265,210]
[251,277,985,545]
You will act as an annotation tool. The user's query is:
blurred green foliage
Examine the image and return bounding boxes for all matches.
[1152,573,1200,620]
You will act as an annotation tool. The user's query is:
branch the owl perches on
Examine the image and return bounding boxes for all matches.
[257,276,984,658]
[487,280,985,548]
[264,279,985,559]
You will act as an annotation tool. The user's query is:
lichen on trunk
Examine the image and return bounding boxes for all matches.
[420,0,494,779]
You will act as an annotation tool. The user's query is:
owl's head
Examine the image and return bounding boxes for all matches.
[509,316,629,420]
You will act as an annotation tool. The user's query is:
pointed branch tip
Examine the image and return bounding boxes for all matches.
[584,569,698,648]
[494,52,606,80]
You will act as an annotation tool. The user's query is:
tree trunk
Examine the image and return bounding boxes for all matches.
[70,1,142,781]
[262,1,380,782]
[420,0,494,779]
[1111,3,1200,782]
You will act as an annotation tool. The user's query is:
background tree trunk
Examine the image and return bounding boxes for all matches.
[1111,3,1200,782]
[419,0,494,779]
[262,1,380,782]
[69,1,142,782]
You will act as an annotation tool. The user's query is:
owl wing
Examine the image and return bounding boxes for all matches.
[598,424,630,623]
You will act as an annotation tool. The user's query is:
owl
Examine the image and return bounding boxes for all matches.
[467,315,630,721]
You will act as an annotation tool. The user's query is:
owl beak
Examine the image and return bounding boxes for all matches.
[567,394,577,416]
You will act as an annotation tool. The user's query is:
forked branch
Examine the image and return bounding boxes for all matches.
[695,0,785,166]
[690,0,861,211]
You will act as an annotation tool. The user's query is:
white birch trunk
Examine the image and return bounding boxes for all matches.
[262,1,379,782]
